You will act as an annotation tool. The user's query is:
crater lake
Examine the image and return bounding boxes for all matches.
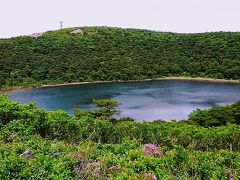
[8,80,240,121]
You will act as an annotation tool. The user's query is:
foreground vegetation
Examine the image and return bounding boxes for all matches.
[1,94,240,179]
[1,27,240,89]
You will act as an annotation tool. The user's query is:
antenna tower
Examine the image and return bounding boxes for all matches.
[60,21,63,29]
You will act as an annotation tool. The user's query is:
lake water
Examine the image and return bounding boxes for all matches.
[8,80,240,121]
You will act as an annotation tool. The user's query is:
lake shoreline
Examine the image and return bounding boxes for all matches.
[2,77,240,93]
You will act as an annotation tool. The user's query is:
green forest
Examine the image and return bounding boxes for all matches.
[1,95,240,179]
[1,27,240,89]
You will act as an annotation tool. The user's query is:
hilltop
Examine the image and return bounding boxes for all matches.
[1,26,240,89]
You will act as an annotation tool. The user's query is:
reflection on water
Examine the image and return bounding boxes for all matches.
[9,80,240,121]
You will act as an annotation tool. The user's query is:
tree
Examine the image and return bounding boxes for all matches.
[74,99,121,120]
[93,99,121,120]
[170,64,183,74]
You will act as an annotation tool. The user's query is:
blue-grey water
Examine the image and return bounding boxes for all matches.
[8,80,240,121]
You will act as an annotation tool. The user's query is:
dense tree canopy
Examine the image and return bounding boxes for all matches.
[1,27,240,89]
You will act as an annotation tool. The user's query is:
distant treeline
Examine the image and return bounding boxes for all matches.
[1,27,240,88]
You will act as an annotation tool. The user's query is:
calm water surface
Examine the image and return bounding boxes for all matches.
[9,80,240,121]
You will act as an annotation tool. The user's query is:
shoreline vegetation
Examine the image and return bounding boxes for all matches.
[3,76,240,93]
[1,94,240,179]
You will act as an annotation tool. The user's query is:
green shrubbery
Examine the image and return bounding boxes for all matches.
[1,94,240,179]
[1,27,240,89]
[188,101,240,127]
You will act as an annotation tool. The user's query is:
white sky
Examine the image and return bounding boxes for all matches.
[1,0,240,38]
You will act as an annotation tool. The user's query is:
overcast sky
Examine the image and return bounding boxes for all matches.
[1,0,240,38]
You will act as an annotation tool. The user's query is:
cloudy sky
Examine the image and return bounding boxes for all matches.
[1,0,239,38]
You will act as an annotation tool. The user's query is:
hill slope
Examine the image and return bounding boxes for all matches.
[1,27,240,88]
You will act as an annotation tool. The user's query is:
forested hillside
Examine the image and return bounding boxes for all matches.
[1,27,240,89]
